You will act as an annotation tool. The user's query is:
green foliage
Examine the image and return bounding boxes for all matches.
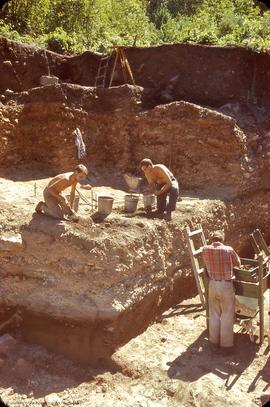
[42,27,76,54]
[1,0,270,53]
[89,0,158,50]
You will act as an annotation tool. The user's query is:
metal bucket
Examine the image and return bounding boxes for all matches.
[98,196,114,215]
[124,194,139,213]
[67,195,80,212]
[143,194,155,210]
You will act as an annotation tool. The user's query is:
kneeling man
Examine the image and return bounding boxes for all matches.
[35,164,88,221]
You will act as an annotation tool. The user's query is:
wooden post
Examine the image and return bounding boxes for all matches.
[119,48,128,83]
[258,252,264,344]
[121,48,135,85]
[109,49,119,87]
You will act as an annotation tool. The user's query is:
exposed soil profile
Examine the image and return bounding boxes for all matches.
[0,38,269,406]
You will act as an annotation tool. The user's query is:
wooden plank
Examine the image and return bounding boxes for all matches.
[187,228,203,237]
[269,285,270,335]
[254,229,270,256]
[192,248,202,257]
[240,257,259,266]
[234,281,259,298]
[198,224,207,246]
[250,233,261,255]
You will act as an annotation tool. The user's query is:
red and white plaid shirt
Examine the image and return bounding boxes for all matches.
[202,242,241,281]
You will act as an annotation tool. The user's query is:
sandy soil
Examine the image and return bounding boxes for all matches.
[0,295,269,407]
[0,173,269,407]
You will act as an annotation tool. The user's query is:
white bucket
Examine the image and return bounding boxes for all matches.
[98,196,114,215]
[124,194,139,213]
[143,194,155,210]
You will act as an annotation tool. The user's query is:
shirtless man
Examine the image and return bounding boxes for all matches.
[35,164,88,220]
[140,158,179,221]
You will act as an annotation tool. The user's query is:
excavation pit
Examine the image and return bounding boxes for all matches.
[1,38,270,406]
[1,172,269,369]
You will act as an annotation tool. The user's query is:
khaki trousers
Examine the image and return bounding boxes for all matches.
[208,280,235,347]
[43,188,72,220]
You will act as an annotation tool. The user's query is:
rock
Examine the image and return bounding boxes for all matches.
[43,393,62,406]
[3,60,12,67]
[4,89,14,95]
[40,75,59,86]
[0,234,23,252]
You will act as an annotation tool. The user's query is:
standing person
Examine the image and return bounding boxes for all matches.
[202,231,241,355]
[140,158,179,221]
[35,164,88,221]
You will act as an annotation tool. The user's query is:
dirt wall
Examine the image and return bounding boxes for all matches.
[0,83,251,197]
[2,38,270,108]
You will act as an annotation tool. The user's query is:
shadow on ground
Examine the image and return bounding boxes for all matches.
[167,330,261,391]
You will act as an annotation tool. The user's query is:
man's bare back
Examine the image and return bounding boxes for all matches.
[47,172,75,193]
[139,158,179,220]
[145,164,174,186]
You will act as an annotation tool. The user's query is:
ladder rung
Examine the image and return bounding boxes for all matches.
[96,75,106,79]
[101,56,109,61]
[192,248,202,257]
[188,228,203,237]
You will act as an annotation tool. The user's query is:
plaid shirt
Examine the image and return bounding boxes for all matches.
[202,242,241,281]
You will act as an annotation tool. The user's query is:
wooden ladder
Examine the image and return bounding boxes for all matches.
[109,46,135,87]
[95,54,111,88]
[184,225,207,308]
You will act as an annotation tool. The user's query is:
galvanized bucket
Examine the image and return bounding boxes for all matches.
[124,194,139,213]
[98,196,114,215]
[143,194,155,210]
